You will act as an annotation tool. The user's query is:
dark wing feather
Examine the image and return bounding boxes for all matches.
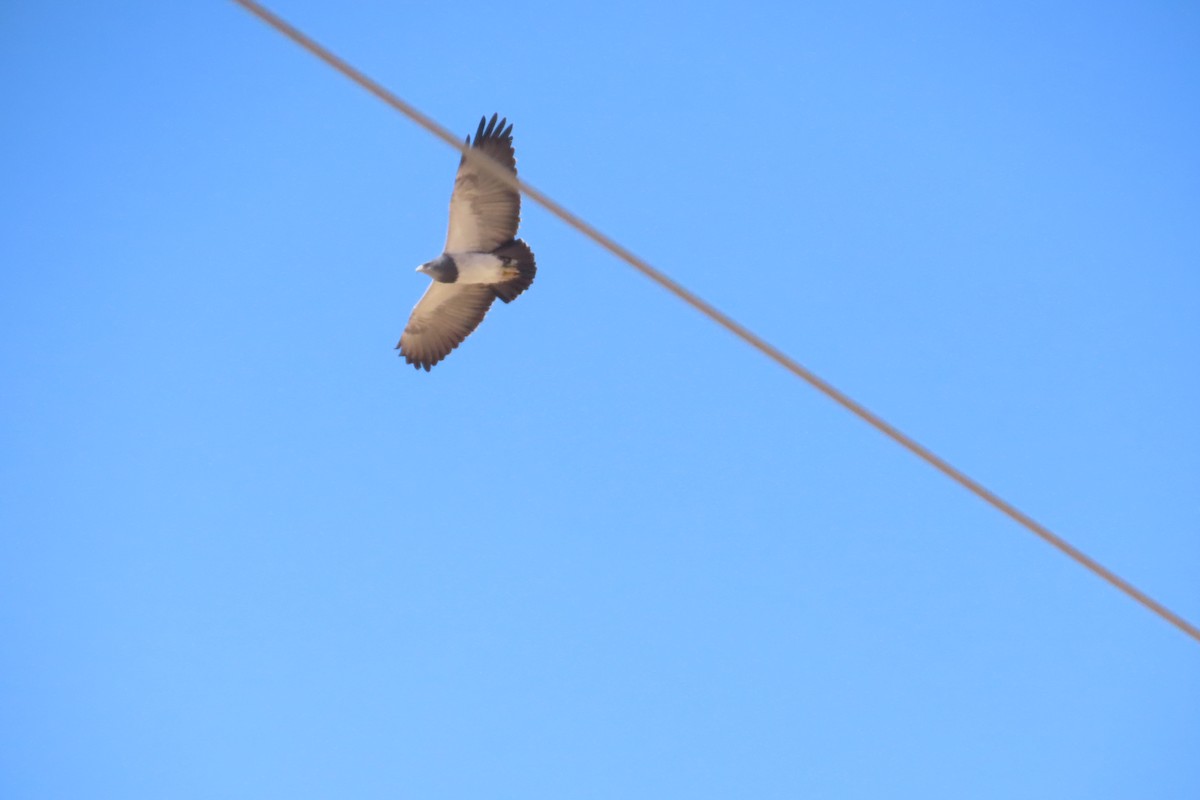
[397,282,497,370]
[444,114,520,253]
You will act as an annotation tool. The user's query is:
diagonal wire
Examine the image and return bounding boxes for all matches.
[230,0,1200,645]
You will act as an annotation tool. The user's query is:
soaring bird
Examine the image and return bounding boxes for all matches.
[397,114,536,371]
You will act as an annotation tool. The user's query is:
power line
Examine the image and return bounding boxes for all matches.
[230,0,1200,645]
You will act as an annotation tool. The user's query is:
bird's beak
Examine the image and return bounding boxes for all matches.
[415,264,427,273]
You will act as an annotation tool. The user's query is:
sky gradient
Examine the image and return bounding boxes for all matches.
[2,2,1198,797]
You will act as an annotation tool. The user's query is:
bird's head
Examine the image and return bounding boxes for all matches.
[415,254,457,283]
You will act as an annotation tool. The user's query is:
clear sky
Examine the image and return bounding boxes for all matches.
[2,1,1197,797]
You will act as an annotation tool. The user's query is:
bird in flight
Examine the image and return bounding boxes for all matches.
[397,114,537,371]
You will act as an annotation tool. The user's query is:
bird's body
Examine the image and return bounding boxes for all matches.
[438,252,512,284]
[397,114,536,371]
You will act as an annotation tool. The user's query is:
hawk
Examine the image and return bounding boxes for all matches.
[397,114,536,370]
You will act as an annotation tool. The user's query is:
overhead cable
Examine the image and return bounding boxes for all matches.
[231,0,1200,645]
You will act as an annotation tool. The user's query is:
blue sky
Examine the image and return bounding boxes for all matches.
[2,1,1198,797]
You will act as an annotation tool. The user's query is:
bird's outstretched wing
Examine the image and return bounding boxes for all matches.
[397,282,497,370]
[444,114,520,253]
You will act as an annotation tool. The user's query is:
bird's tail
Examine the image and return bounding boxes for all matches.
[492,239,537,303]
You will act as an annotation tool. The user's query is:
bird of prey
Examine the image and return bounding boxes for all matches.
[397,114,536,371]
